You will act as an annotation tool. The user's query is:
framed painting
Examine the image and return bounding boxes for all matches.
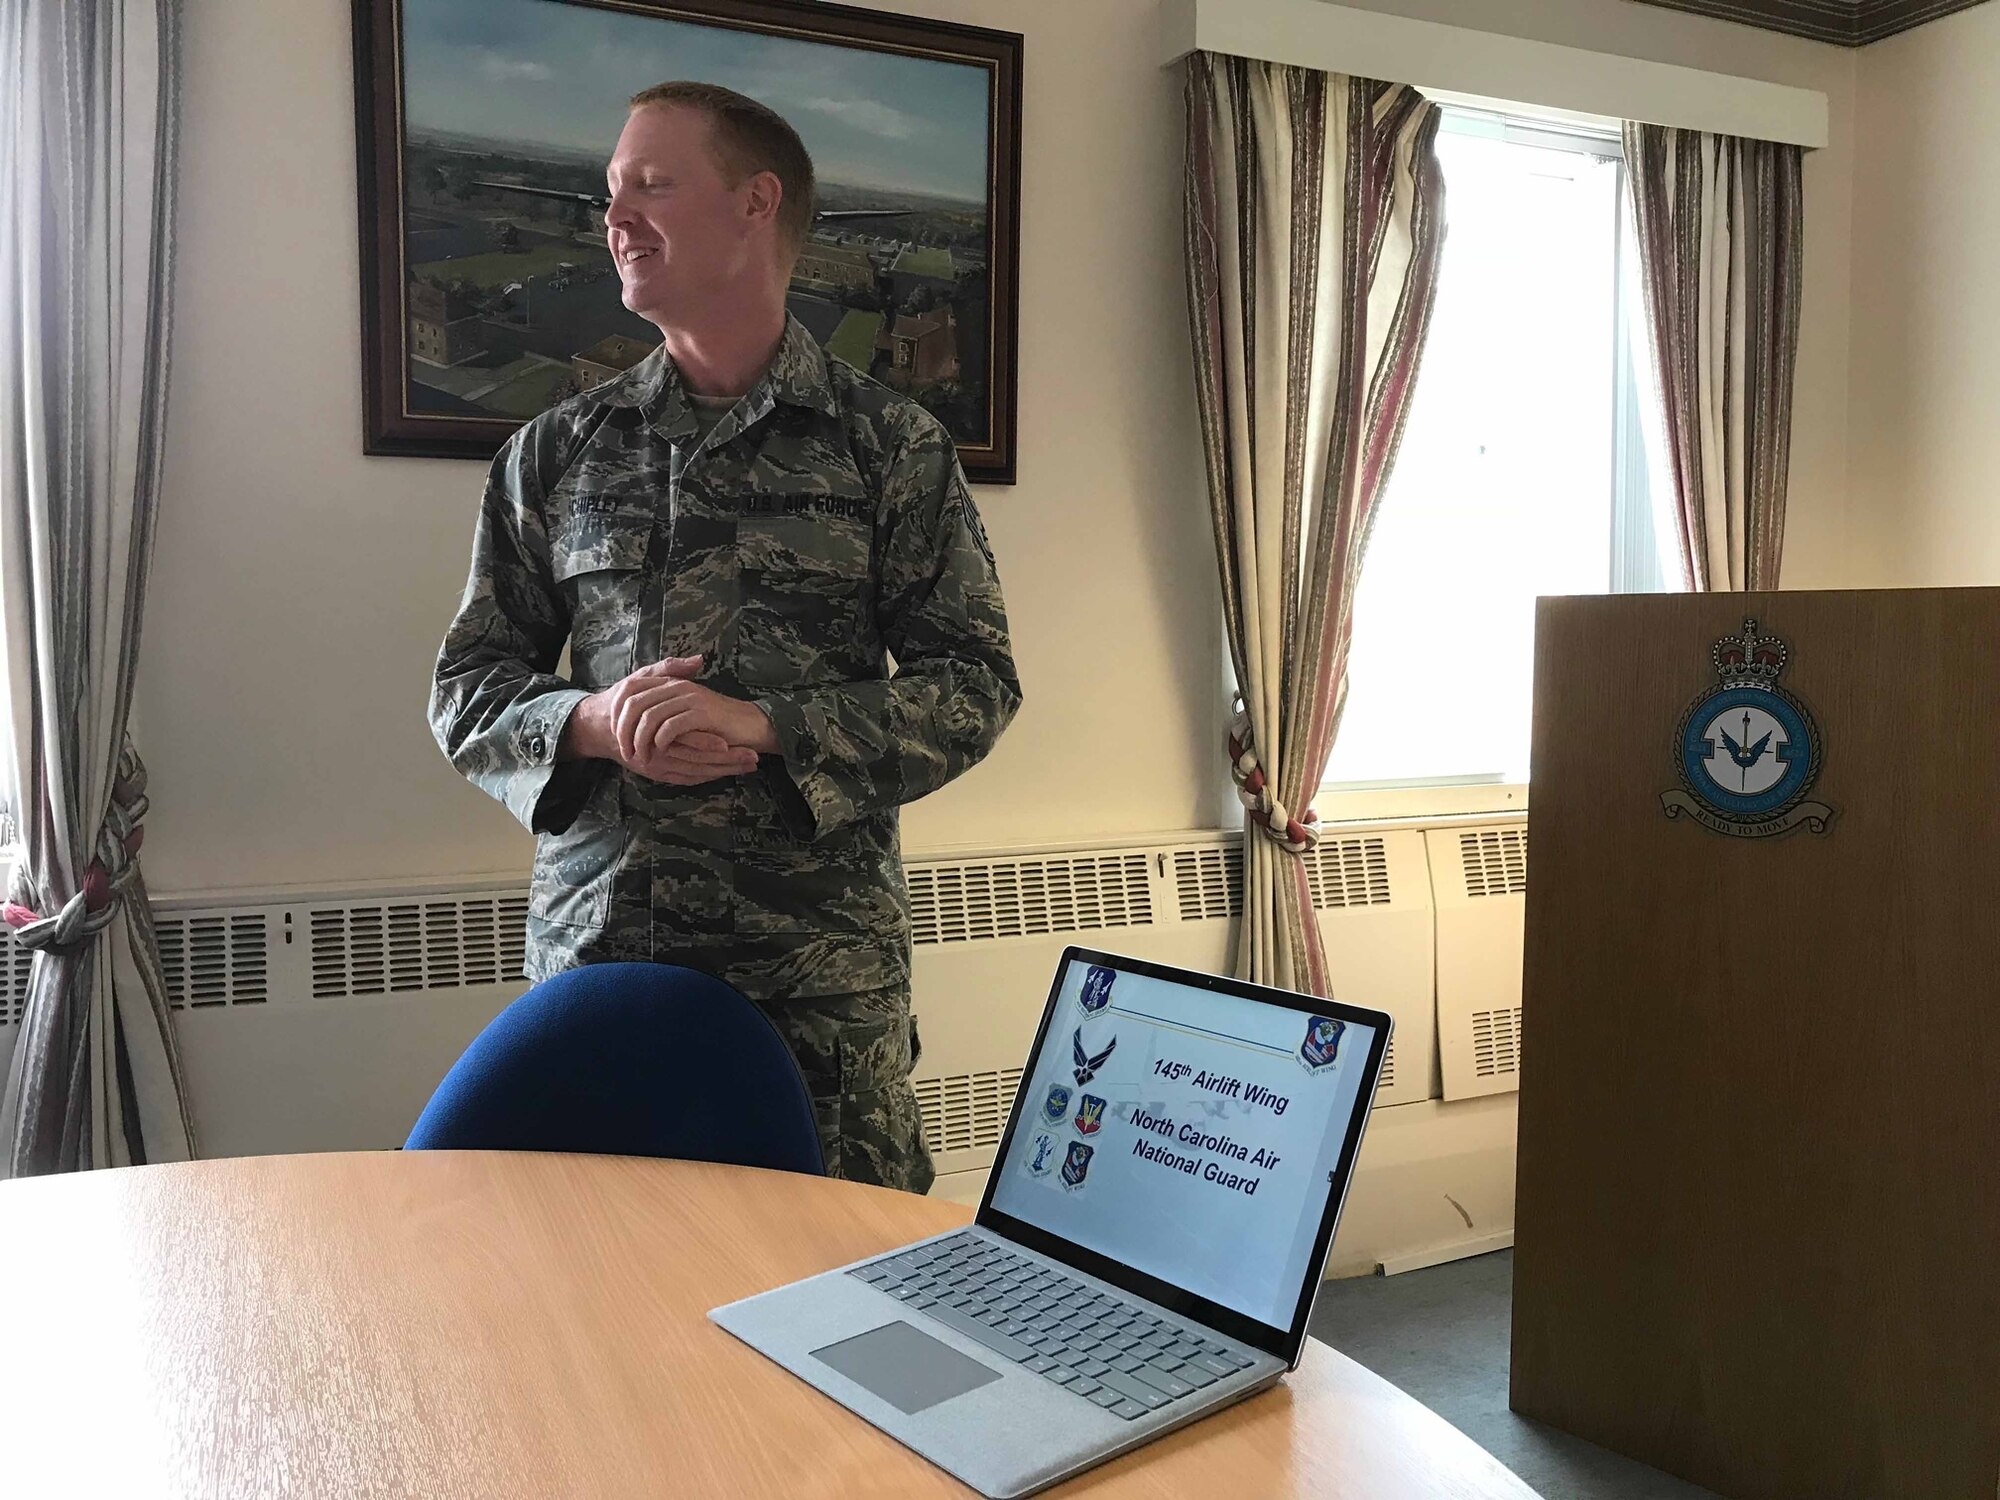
[352,0,1022,482]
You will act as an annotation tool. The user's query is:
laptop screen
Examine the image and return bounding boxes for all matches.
[981,950,1387,1347]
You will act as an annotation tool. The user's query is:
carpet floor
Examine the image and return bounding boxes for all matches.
[1307,1250,1723,1500]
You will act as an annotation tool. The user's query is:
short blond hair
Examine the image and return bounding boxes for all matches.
[628,81,816,255]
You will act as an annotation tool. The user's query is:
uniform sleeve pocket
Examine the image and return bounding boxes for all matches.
[528,815,629,928]
[836,1015,914,1094]
[551,517,653,688]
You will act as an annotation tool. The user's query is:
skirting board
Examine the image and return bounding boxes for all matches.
[1379,1230,1515,1277]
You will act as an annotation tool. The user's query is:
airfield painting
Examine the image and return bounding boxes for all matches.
[361,0,1018,474]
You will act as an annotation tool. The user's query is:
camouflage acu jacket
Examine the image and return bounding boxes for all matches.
[429,315,1021,1002]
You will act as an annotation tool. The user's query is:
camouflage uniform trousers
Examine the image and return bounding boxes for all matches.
[760,982,934,1195]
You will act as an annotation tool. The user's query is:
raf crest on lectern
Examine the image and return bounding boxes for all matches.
[1662,619,1833,839]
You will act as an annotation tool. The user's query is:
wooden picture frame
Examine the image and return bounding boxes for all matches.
[352,0,1023,482]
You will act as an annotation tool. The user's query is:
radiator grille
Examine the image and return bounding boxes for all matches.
[1461,829,1528,897]
[1305,836,1392,908]
[0,928,26,1024]
[1173,846,1241,920]
[1173,837,1390,920]
[156,914,269,1009]
[907,855,1152,945]
[1168,840,1392,924]
[310,895,528,999]
[3,892,533,1016]
[915,1067,1024,1155]
[1378,1035,1396,1092]
[1472,1007,1522,1077]
[1,916,272,1017]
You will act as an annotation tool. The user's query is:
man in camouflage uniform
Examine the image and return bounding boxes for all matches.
[428,82,1020,1193]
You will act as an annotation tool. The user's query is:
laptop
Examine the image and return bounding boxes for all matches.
[709,946,1393,1498]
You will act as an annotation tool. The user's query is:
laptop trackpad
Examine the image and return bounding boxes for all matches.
[811,1320,1004,1415]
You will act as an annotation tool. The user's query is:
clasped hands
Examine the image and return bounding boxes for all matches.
[561,654,779,787]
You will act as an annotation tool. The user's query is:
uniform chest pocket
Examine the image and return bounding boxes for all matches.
[552,516,654,689]
[734,508,878,686]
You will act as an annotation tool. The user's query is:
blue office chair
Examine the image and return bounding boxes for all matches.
[406,962,826,1174]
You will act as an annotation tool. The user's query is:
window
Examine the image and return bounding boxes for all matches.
[1318,108,1678,813]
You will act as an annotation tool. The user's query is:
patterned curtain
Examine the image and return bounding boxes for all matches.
[1183,53,1445,996]
[0,1,194,1174]
[1624,123,1804,591]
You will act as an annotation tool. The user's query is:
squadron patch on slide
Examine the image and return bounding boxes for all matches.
[1078,964,1116,1017]
[1060,1140,1095,1191]
[1042,1084,1072,1125]
[1026,1133,1058,1177]
[1298,1016,1345,1074]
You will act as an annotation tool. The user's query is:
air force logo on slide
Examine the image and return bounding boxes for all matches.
[1061,1141,1095,1191]
[1663,619,1833,839]
[1078,964,1116,1016]
[1073,1093,1106,1136]
[1042,1084,1072,1125]
[1072,1027,1117,1086]
[1299,1016,1345,1073]
[1027,1133,1057,1176]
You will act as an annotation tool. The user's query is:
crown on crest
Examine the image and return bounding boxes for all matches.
[1712,618,1787,687]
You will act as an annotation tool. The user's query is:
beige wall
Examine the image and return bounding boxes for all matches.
[1850,3,2000,588]
[140,0,1865,899]
[149,0,1222,895]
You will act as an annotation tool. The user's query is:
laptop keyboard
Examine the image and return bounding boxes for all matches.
[848,1230,1257,1422]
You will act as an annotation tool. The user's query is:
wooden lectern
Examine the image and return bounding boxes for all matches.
[1512,588,2000,1500]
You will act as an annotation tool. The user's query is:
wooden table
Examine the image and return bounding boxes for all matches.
[0,1152,1541,1498]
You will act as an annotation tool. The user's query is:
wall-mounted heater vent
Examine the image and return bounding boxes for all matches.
[1172,845,1241,920]
[0,916,279,1018]
[1461,829,1528,897]
[309,896,529,999]
[0,884,542,1160]
[1306,836,1393,908]
[907,854,1153,945]
[916,1068,1025,1156]
[0,928,29,1024]
[1172,836,1392,922]
[1472,1006,1523,1078]
[1427,821,1528,1102]
[156,914,270,1009]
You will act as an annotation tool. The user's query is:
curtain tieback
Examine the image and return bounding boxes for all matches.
[1227,705,1319,855]
[4,745,150,953]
